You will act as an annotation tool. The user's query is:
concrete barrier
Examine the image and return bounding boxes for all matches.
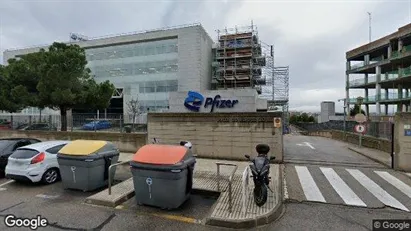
[0,130,147,153]
[147,112,284,162]
[306,130,391,153]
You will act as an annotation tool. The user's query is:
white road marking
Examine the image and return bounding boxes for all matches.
[295,166,326,202]
[0,180,15,188]
[375,171,411,199]
[0,188,7,191]
[320,167,366,207]
[304,142,315,150]
[36,194,60,199]
[347,169,409,212]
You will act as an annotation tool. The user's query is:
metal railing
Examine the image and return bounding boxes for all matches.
[108,160,131,195]
[216,162,238,213]
[242,166,251,215]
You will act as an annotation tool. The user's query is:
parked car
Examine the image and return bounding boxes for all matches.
[82,120,111,130]
[5,140,69,184]
[0,138,42,177]
[0,121,12,130]
[19,123,57,131]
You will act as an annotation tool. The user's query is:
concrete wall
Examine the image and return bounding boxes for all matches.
[0,131,147,153]
[394,112,411,171]
[169,89,260,113]
[307,130,391,153]
[147,112,284,162]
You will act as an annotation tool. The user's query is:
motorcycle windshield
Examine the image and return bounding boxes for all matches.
[254,157,267,172]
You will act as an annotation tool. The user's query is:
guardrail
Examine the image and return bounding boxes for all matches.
[216,162,238,213]
[242,166,251,215]
[108,160,131,195]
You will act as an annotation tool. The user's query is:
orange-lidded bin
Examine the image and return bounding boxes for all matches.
[130,144,196,209]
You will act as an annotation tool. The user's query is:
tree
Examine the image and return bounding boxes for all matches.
[300,113,309,122]
[349,104,366,117]
[289,114,299,124]
[0,64,26,113]
[308,116,315,122]
[126,96,142,130]
[6,42,115,131]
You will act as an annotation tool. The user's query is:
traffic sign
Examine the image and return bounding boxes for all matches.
[354,113,367,123]
[354,124,366,134]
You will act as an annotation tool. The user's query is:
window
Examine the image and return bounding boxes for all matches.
[11,149,39,159]
[46,144,67,154]
[14,141,31,150]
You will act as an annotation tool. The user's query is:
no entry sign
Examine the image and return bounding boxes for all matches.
[354,124,367,134]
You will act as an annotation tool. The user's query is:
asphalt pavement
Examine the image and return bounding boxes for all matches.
[278,134,411,230]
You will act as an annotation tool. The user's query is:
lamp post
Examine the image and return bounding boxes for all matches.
[338,98,347,136]
[357,96,364,147]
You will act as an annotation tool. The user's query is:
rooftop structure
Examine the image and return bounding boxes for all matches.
[346,23,411,116]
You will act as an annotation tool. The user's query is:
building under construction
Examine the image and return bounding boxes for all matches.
[211,22,290,128]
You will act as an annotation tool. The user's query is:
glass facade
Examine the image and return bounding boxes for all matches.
[85,38,179,112]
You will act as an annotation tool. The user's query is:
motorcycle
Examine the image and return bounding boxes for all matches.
[245,144,275,207]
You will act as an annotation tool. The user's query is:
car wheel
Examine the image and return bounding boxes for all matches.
[41,168,60,184]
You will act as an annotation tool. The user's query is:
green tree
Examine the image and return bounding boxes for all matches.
[0,64,26,113]
[349,104,366,117]
[300,113,309,122]
[308,115,315,122]
[6,42,115,131]
[289,114,298,124]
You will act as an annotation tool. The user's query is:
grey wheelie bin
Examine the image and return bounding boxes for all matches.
[130,144,196,209]
[57,140,120,192]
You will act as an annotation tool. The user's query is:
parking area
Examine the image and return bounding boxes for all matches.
[0,178,226,231]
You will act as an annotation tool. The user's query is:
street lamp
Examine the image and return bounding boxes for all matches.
[338,98,347,136]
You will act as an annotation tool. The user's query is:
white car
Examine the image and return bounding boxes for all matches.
[5,140,69,184]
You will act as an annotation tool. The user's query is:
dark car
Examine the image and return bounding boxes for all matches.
[19,123,57,131]
[0,138,42,177]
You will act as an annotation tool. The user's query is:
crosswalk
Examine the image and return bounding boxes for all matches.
[285,165,411,212]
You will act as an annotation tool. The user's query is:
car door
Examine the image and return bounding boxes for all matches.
[45,144,67,167]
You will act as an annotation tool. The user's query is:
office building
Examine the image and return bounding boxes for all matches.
[346,23,411,116]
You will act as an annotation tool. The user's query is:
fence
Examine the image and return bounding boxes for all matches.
[0,113,147,133]
[296,120,393,140]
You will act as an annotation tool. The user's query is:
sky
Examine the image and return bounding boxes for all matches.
[1,0,411,113]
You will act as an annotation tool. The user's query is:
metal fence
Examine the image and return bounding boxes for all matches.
[296,120,393,140]
[0,113,147,133]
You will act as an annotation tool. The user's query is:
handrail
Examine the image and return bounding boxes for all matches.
[108,160,131,195]
[242,166,250,215]
[215,162,238,213]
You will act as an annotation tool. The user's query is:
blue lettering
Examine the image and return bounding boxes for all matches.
[220,100,226,108]
[184,91,239,112]
[225,100,232,108]
[204,98,213,108]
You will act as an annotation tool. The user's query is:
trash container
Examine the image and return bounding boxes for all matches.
[57,140,120,192]
[130,144,196,209]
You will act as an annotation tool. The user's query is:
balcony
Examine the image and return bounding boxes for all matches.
[348,74,377,87]
[348,95,376,104]
[399,66,411,78]
[350,61,365,70]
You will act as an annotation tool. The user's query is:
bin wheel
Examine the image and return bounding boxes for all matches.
[41,168,60,185]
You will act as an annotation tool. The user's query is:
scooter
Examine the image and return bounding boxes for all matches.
[245,144,275,207]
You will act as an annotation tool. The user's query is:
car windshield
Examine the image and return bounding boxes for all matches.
[11,148,40,159]
[0,140,14,151]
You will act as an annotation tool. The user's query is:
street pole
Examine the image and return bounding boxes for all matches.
[343,105,347,137]
[358,102,363,147]
[367,12,372,42]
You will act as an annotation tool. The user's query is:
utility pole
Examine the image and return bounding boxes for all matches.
[367,12,372,42]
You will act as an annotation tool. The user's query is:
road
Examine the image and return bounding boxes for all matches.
[276,134,411,230]
[0,135,410,230]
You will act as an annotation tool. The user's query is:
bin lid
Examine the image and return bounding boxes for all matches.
[132,144,188,165]
[58,140,108,156]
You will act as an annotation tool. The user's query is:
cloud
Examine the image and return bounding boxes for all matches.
[1,0,410,113]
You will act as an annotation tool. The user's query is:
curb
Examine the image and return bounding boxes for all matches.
[347,147,390,168]
[204,164,284,229]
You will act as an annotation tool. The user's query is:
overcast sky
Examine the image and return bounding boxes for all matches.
[1,0,410,113]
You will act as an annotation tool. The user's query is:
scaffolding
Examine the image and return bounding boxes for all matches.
[212,21,266,92]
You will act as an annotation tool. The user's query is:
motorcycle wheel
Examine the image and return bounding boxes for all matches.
[253,184,268,207]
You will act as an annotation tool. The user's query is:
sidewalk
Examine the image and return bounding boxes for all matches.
[347,146,391,168]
